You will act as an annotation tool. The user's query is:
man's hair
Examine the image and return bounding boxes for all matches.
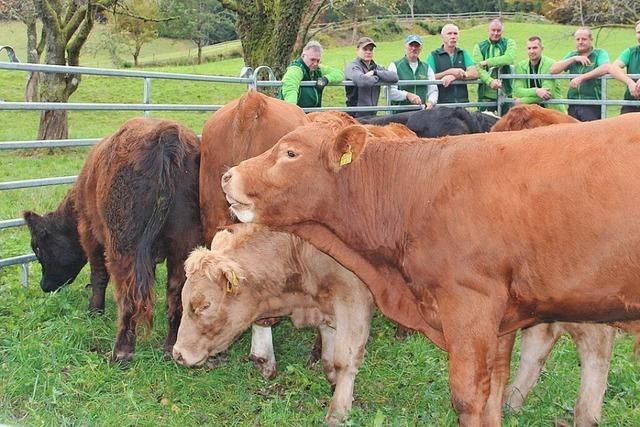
[441,23,459,36]
[528,36,543,44]
[489,18,503,28]
[574,27,593,39]
[302,40,323,56]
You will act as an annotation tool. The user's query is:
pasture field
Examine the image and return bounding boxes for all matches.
[2,20,640,426]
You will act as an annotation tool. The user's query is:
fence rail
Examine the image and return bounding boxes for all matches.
[1,61,640,284]
[311,11,548,33]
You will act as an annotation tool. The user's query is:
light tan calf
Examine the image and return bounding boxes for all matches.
[173,223,374,425]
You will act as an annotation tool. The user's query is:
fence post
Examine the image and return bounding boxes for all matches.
[384,84,391,115]
[601,76,607,119]
[497,69,503,116]
[20,263,29,287]
[143,78,151,117]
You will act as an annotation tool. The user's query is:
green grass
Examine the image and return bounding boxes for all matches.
[2,20,640,426]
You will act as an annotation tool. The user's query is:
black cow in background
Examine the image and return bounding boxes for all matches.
[359,107,499,137]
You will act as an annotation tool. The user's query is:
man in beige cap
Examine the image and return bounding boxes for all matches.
[345,36,398,118]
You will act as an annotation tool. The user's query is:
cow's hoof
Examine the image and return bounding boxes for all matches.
[112,351,134,365]
[250,354,277,380]
[88,304,105,314]
[394,325,413,340]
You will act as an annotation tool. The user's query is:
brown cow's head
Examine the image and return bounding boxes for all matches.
[173,243,255,366]
[23,209,87,292]
[221,124,369,226]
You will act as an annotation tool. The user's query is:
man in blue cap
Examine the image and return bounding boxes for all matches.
[388,34,438,113]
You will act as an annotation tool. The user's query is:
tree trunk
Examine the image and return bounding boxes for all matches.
[197,42,202,65]
[37,0,95,141]
[25,20,40,102]
[231,0,310,79]
[351,0,358,44]
[38,110,69,140]
[133,45,141,66]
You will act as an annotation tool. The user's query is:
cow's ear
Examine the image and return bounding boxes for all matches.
[221,264,245,296]
[332,125,368,170]
[23,211,44,235]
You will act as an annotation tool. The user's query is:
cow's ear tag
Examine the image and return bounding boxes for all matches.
[226,270,240,294]
[339,145,353,166]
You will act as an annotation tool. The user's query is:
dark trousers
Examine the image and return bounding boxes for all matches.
[568,104,602,122]
[621,105,640,114]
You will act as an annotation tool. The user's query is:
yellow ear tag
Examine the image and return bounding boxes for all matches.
[226,271,240,294]
[339,145,353,167]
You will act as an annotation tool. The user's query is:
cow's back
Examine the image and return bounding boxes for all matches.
[199,91,307,242]
[402,115,640,324]
[75,118,200,251]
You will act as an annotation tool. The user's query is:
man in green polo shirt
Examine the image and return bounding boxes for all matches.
[609,20,640,114]
[280,40,344,109]
[428,24,478,105]
[550,27,610,121]
[472,19,516,113]
[388,34,438,112]
[512,36,566,113]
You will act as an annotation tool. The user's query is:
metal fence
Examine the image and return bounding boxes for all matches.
[1,60,639,284]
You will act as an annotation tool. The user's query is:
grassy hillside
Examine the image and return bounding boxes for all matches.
[1,19,640,427]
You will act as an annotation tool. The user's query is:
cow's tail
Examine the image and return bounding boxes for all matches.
[132,124,190,332]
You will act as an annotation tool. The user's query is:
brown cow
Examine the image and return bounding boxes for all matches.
[199,90,308,244]
[24,118,202,362]
[199,91,308,373]
[221,114,640,425]
[308,110,416,138]
[173,223,373,425]
[491,104,578,132]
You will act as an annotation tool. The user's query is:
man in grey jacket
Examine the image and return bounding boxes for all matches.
[345,37,399,118]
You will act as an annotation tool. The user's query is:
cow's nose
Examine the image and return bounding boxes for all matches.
[173,348,185,364]
[221,170,232,186]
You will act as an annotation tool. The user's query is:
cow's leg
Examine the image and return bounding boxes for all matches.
[325,303,372,426]
[308,332,322,366]
[482,332,516,424]
[438,290,504,427]
[164,251,187,359]
[77,225,109,313]
[504,323,564,412]
[250,324,277,379]
[109,255,140,363]
[568,324,616,427]
[318,324,337,386]
[86,242,109,313]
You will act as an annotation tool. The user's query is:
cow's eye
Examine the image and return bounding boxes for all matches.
[286,150,297,158]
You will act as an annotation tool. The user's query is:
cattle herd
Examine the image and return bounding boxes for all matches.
[23,93,640,426]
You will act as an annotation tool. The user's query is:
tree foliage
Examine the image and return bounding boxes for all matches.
[158,0,235,63]
[111,0,160,66]
[545,0,639,25]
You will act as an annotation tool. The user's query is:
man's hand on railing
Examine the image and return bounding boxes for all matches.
[630,81,640,99]
[489,79,502,90]
[406,92,421,105]
[315,77,329,91]
[441,75,456,87]
[535,87,552,100]
[569,75,584,89]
